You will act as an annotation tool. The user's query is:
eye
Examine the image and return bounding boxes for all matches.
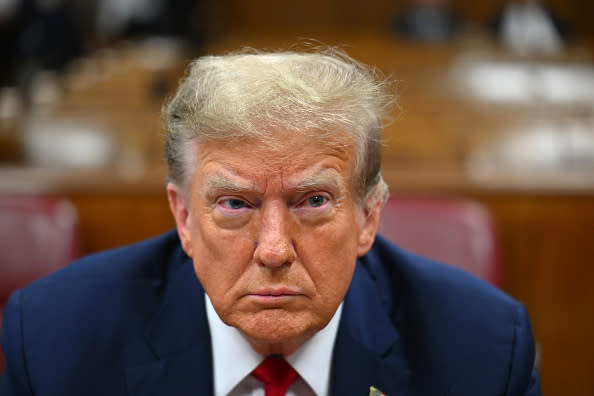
[219,198,248,210]
[305,195,328,208]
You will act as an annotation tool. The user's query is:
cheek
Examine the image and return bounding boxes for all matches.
[296,217,360,300]
[188,212,255,297]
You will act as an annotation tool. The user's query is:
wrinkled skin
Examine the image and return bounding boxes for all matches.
[167,132,381,356]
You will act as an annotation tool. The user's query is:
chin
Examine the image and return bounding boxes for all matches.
[232,310,322,354]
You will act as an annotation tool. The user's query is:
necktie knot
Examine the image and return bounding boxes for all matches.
[252,357,298,396]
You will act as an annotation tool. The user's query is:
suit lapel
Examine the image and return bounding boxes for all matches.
[125,242,412,396]
[331,263,411,396]
[126,257,214,396]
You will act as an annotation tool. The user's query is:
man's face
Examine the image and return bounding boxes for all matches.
[168,132,380,355]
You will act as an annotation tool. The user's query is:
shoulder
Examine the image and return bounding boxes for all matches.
[361,234,518,319]
[359,235,540,394]
[1,230,191,393]
[6,229,188,349]
[22,229,185,296]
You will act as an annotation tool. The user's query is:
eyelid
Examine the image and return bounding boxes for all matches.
[297,192,332,208]
[216,196,255,211]
[220,198,246,208]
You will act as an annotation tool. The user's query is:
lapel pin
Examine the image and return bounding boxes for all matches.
[369,385,387,396]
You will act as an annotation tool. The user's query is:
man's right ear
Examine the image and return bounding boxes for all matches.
[166,182,193,257]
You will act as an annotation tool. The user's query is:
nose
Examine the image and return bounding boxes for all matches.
[253,202,296,268]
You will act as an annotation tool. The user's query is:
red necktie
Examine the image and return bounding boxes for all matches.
[252,357,298,396]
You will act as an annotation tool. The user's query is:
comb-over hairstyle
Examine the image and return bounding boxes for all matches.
[164,47,394,206]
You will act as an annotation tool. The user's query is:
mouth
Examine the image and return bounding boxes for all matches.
[247,288,303,304]
[251,288,301,297]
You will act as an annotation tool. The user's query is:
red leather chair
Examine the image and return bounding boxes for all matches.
[378,196,500,287]
[0,195,79,373]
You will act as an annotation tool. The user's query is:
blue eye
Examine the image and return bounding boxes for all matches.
[221,199,247,210]
[307,195,327,208]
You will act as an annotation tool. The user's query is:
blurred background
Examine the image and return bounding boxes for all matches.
[0,0,593,394]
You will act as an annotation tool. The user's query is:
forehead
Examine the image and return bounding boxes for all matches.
[189,132,355,191]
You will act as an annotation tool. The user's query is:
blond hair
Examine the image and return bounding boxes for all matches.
[164,47,394,205]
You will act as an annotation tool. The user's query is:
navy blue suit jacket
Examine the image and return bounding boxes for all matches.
[0,230,541,395]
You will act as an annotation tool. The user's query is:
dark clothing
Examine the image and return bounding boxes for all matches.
[0,230,541,395]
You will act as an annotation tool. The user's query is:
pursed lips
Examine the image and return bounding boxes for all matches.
[246,288,304,304]
[251,288,301,297]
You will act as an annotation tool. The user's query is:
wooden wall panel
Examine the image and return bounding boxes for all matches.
[478,194,594,396]
[67,191,175,254]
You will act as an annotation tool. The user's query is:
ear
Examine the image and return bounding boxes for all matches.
[356,197,382,257]
[167,182,194,257]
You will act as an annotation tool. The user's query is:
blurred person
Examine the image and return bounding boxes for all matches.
[0,47,542,395]
[16,0,83,71]
[490,0,571,54]
[391,0,463,43]
[1,0,84,102]
[96,0,204,45]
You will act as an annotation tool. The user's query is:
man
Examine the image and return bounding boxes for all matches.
[0,48,541,395]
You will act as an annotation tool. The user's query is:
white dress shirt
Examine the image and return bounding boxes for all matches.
[206,295,343,396]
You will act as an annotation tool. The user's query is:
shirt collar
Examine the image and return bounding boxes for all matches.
[286,302,343,396]
[206,294,343,396]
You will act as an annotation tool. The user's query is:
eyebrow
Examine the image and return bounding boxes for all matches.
[204,168,345,196]
[205,175,253,195]
[290,169,344,193]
